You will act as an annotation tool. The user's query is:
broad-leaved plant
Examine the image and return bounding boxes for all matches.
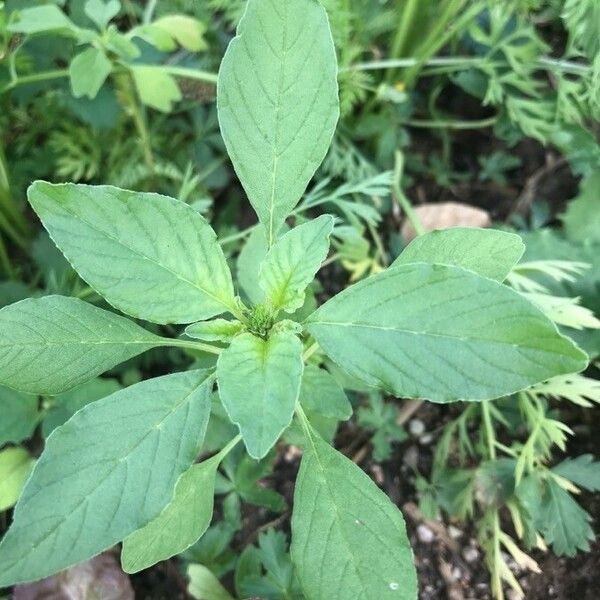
[0,1,589,598]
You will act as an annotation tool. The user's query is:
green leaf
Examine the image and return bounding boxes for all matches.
[393,227,524,281]
[7,6,78,34]
[357,394,407,462]
[131,66,182,112]
[306,263,588,403]
[0,448,34,512]
[260,215,334,312]
[185,319,244,342]
[122,455,220,573]
[562,171,600,244]
[236,529,300,599]
[221,452,285,512]
[0,296,161,395]
[299,364,351,420]
[153,15,207,51]
[217,0,339,245]
[28,182,235,324]
[105,28,140,59]
[188,564,234,600]
[237,224,290,305]
[552,454,600,491]
[237,226,269,304]
[0,370,212,586]
[130,23,177,52]
[539,478,594,556]
[42,377,122,438]
[217,331,303,459]
[291,430,417,599]
[0,387,38,447]
[69,48,112,99]
[84,0,120,30]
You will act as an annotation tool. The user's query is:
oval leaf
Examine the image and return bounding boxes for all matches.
[217,0,339,245]
[260,215,334,312]
[0,370,212,587]
[131,66,182,113]
[291,432,417,599]
[28,182,235,324]
[121,456,220,573]
[69,48,112,99]
[185,319,244,342]
[217,331,303,459]
[237,224,289,305]
[188,565,234,600]
[0,296,162,394]
[306,263,588,402]
[393,227,525,281]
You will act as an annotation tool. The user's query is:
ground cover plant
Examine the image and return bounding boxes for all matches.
[1,1,599,599]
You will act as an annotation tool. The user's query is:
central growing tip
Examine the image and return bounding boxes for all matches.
[247,304,276,339]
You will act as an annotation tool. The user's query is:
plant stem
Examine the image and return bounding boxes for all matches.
[160,338,223,355]
[303,342,320,362]
[405,115,498,129]
[321,252,340,267]
[386,0,421,82]
[391,151,425,237]
[537,56,590,75]
[160,65,218,84]
[143,0,158,24]
[0,69,69,93]
[125,74,155,175]
[343,55,591,76]
[0,64,218,96]
[367,220,388,266]
[215,434,242,462]
[481,401,497,460]
[342,57,478,72]
[489,509,504,600]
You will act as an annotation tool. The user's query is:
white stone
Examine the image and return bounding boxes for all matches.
[409,419,425,436]
[463,547,479,563]
[417,524,435,544]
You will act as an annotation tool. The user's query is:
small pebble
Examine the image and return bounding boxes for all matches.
[403,445,419,470]
[448,525,463,539]
[452,567,462,580]
[419,433,434,445]
[409,418,425,436]
[417,524,435,544]
[284,446,302,461]
[506,590,521,600]
[463,547,479,563]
